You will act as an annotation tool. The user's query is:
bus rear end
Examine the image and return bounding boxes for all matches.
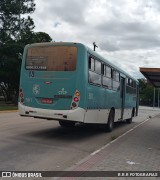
[19,43,86,123]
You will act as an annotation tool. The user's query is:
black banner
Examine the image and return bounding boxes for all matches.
[0,171,159,178]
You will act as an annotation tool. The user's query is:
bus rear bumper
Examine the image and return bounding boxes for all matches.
[18,103,85,122]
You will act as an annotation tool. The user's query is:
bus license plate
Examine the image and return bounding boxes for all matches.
[41,98,53,104]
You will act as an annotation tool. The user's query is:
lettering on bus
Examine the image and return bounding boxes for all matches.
[26,56,47,70]
[26,66,47,70]
[88,92,94,100]
[54,95,72,99]
[26,98,33,103]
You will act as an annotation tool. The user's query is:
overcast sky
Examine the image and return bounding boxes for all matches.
[31,0,160,79]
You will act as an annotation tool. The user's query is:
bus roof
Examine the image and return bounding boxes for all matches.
[25,42,138,83]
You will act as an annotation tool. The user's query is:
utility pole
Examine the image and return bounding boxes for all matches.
[93,42,98,51]
[158,88,159,108]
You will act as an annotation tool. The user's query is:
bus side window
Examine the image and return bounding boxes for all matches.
[88,56,95,71]
[89,71,101,85]
[113,70,120,91]
[116,71,120,82]
[103,76,112,89]
[88,57,91,69]
[102,64,105,75]
[126,78,128,85]
[88,57,101,86]
[95,60,101,74]
[128,78,131,86]
[112,70,116,80]
[102,65,112,89]
[106,66,112,78]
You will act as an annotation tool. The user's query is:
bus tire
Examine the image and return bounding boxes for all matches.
[59,120,75,128]
[105,109,115,132]
[126,109,134,124]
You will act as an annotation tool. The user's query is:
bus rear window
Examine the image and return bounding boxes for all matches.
[26,46,77,71]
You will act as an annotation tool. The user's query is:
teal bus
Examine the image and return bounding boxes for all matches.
[19,42,139,132]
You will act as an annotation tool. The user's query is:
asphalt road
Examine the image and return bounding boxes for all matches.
[0,107,159,172]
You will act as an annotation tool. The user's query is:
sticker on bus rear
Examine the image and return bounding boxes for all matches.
[58,88,67,95]
[29,71,35,77]
[33,84,40,95]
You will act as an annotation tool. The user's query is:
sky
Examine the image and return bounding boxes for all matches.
[31,0,160,79]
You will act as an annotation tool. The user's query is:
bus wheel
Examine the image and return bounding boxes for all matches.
[126,109,134,124]
[105,110,115,132]
[59,120,75,128]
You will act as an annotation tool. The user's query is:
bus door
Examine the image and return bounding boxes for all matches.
[120,77,125,119]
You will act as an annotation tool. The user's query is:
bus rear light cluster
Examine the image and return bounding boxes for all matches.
[70,90,80,109]
[19,88,24,104]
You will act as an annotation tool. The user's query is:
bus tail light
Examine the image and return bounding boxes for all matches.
[70,90,80,109]
[19,88,24,104]
[74,97,79,102]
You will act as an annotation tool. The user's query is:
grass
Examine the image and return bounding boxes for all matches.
[111,135,119,141]
[0,104,18,111]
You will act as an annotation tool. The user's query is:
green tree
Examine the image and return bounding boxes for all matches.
[19,31,52,45]
[0,0,35,103]
[138,78,154,106]
[0,0,52,103]
[0,0,35,41]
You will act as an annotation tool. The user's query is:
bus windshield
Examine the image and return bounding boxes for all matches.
[26,46,77,71]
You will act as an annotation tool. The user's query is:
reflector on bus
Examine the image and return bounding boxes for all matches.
[19,88,24,104]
